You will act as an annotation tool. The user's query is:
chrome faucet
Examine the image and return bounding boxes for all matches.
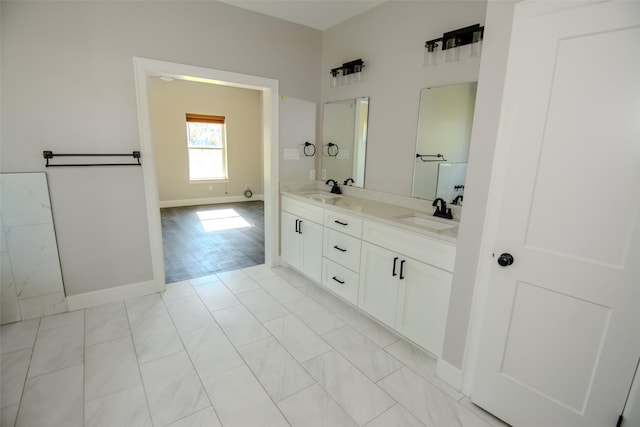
[325,179,342,194]
[432,198,453,219]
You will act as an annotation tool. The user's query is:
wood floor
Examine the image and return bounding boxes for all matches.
[160,201,264,283]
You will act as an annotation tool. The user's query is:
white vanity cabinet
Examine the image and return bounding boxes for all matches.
[281,196,323,283]
[358,221,455,356]
[321,210,362,304]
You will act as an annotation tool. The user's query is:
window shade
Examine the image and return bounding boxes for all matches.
[185,113,225,124]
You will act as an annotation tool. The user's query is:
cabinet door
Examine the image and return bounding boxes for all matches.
[394,257,451,357]
[299,218,323,283]
[358,242,398,328]
[281,211,300,269]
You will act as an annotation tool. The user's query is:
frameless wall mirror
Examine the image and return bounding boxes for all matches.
[411,82,477,204]
[321,97,369,188]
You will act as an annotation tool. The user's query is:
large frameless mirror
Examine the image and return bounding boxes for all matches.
[411,82,477,204]
[321,97,369,188]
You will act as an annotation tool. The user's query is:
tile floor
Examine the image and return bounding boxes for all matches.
[0,265,509,427]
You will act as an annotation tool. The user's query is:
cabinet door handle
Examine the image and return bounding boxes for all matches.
[392,257,399,276]
[295,219,299,233]
[332,276,345,284]
[298,220,302,234]
[399,259,406,280]
[333,245,347,252]
[334,220,348,226]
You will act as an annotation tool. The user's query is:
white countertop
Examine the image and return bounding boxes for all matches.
[281,190,459,244]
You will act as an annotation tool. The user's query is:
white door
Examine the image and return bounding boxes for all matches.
[471,2,640,427]
[358,242,399,327]
[280,211,300,269]
[299,219,323,283]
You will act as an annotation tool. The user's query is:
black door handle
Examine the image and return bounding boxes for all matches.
[333,245,347,252]
[399,259,406,279]
[295,219,299,233]
[298,220,302,234]
[497,253,514,267]
[392,257,399,276]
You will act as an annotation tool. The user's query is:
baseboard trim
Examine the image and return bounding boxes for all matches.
[159,195,264,208]
[66,279,161,311]
[436,358,463,391]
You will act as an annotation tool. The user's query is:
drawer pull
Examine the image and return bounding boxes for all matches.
[392,257,399,276]
[334,220,348,226]
[332,276,345,285]
[333,245,347,252]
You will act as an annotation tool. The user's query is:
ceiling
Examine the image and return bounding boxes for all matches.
[219,0,386,31]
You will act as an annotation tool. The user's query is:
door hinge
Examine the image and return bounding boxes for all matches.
[616,414,623,427]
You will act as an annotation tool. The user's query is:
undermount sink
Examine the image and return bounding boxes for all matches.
[306,193,341,202]
[395,214,457,231]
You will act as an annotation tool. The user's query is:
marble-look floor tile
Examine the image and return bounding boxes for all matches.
[85,301,130,347]
[84,335,141,401]
[283,297,345,335]
[299,284,351,313]
[303,351,395,426]
[202,365,289,427]
[0,348,31,407]
[1,404,18,427]
[272,266,313,288]
[130,313,184,364]
[1,253,21,324]
[166,407,222,427]
[165,295,215,334]
[162,280,196,302]
[323,325,403,382]
[0,319,39,354]
[17,291,67,320]
[238,336,315,402]
[84,384,152,427]
[125,294,167,325]
[194,280,240,313]
[365,404,425,427]
[189,274,220,287]
[140,351,210,427]
[243,264,278,281]
[378,367,491,427]
[237,288,289,322]
[459,398,511,427]
[211,304,270,347]
[28,320,83,378]
[278,384,358,427]
[258,276,306,304]
[334,306,399,348]
[38,310,83,331]
[16,364,83,427]
[181,324,245,382]
[217,269,260,294]
[384,339,463,400]
[264,314,330,363]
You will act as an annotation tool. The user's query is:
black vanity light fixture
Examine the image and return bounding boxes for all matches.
[330,59,365,88]
[423,24,484,67]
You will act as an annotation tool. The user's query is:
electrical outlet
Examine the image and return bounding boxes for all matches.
[208,185,213,191]
[321,169,327,180]
[309,169,316,180]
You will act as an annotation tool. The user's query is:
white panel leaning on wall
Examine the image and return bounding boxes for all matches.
[0,173,66,324]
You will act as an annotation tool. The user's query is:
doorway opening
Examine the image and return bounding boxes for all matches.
[133,58,279,292]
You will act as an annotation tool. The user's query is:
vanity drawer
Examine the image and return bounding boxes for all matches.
[282,195,324,224]
[324,210,363,238]
[323,229,361,272]
[362,221,456,272]
[322,258,359,305]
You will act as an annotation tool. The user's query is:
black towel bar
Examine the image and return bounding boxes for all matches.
[43,151,141,167]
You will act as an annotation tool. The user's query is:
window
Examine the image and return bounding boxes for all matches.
[185,113,227,181]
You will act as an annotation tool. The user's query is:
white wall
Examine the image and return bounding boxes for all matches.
[1,1,321,296]
[149,78,263,203]
[321,1,486,196]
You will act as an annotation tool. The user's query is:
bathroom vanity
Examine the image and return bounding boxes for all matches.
[280,189,457,357]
